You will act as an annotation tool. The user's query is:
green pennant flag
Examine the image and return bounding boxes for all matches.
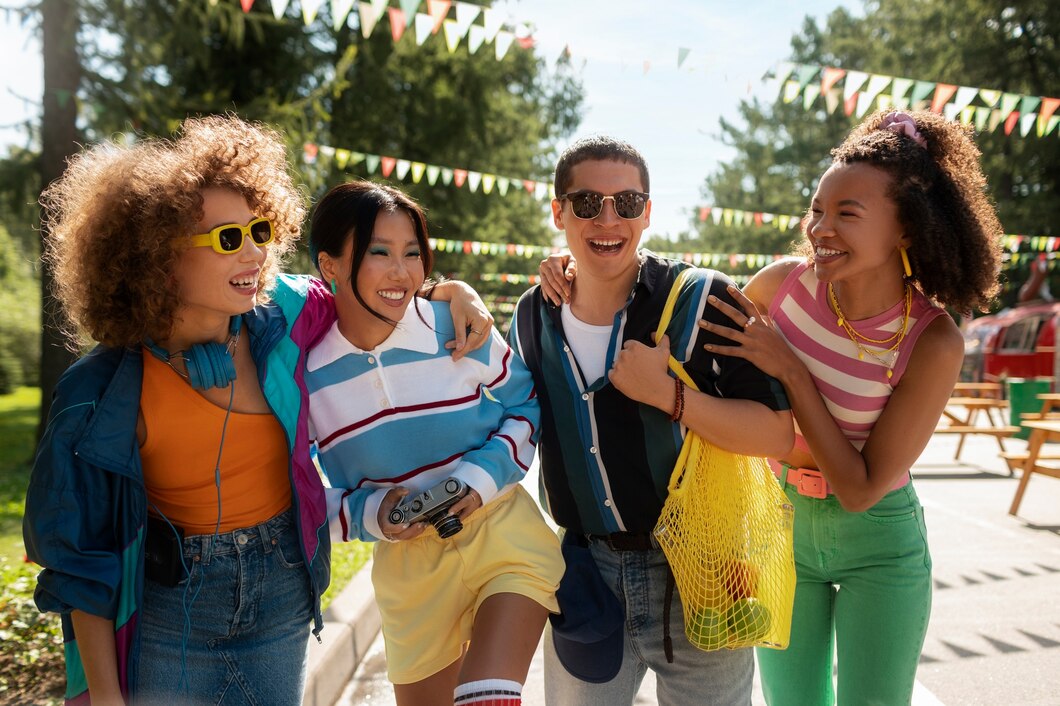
[364,154,381,174]
[803,84,821,110]
[795,64,819,89]
[426,164,440,185]
[441,168,454,185]
[1000,93,1021,120]
[909,80,935,106]
[400,0,421,19]
[1019,95,1041,116]
[496,176,510,196]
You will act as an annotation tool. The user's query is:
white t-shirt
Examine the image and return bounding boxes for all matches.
[561,303,613,384]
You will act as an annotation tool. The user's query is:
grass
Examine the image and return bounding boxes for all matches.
[0,386,370,701]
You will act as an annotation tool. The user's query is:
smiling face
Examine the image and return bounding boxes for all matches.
[170,186,267,343]
[806,162,908,288]
[552,159,651,286]
[321,209,426,350]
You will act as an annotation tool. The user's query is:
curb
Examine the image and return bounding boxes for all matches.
[302,558,381,706]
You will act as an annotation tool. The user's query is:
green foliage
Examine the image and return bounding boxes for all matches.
[687,0,1060,309]
[0,226,41,393]
[0,557,64,704]
[0,387,39,563]
[321,540,373,613]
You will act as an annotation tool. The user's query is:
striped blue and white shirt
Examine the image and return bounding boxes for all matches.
[306,299,539,543]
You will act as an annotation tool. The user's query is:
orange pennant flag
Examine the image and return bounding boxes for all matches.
[523,180,536,193]
[844,92,858,116]
[1039,97,1060,125]
[820,67,845,94]
[427,0,450,33]
[453,169,468,187]
[930,84,958,113]
[1004,111,1020,135]
[381,156,397,178]
[388,8,407,42]
[698,207,710,222]
[240,0,255,11]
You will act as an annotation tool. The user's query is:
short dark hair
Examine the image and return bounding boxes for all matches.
[554,136,650,196]
[310,180,434,325]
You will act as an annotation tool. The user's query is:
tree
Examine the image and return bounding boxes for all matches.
[682,0,1060,308]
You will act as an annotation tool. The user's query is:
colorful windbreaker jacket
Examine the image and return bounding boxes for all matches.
[23,299,331,704]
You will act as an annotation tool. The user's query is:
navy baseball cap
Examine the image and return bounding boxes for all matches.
[549,532,624,683]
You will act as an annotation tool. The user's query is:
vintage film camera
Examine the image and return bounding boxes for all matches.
[388,477,468,538]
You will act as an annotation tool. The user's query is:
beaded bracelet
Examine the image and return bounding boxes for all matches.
[670,378,686,423]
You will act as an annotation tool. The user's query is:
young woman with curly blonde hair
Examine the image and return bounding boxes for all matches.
[23,115,491,705]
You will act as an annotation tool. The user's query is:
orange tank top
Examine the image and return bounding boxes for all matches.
[139,348,292,534]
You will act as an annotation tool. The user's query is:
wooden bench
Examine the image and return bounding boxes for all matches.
[999,450,1060,476]
[934,426,1020,437]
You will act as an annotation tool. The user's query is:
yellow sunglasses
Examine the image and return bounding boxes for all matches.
[188,217,275,254]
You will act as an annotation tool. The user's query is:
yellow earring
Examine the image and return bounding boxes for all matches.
[899,246,912,278]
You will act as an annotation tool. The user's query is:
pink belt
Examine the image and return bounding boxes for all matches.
[768,458,910,499]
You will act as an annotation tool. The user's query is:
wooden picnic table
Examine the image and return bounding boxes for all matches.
[936,396,1017,459]
[951,381,1004,399]
[1010,419,1060,515]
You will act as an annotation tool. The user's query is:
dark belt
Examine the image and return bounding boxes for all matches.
[587,531,658,551]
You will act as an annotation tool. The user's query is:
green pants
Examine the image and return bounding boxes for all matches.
[757,475,932,706]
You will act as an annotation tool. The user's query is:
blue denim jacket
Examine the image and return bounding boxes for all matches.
[23,301,331,703]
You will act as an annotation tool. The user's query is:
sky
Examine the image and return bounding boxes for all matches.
[0,0,861,238]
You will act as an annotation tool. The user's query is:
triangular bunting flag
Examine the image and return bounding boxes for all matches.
[824,88,841,114]
[535,183,548,200]
[496,176,509,195]
[795,64,819,89]
[677,47,691,68]
[442,19,462,52]
[943,103,961,122]
[270,0,291,20]
[978,89,1001,107]
[999,93,1021,120]
[426,165,440,185]
[930,84,957,113]
[1019,112,1037,137]
[974,106,991,132]
[395,159,411,180]
[365,154,381,174]
[495,30,515,60]
[855,92,875,118]
[414,13,434,45]
[467,24,486,53]
[360,0,387,38]
[334,149,351,169]
[723,209,733,226]
[711,209,722,225]
[909,80,935,106]
[455,2,481,32]
[453,169,467,187]
[821,67,845,94]
[864,74,891,103]
[843,70,868,101]
[481,174,495,194]
[772,61,796,85]
[389,8,408,42]
[803,84,821,110]
[891,76,913,103]
[332,0,354,30]
[481,7,503,42]
[240,0,255,12]
[1019,95,1041,116]
[698,207,710,222]
[778,215,790,230]
[300,0,322,24]
[988,108,1004,133]
[1041,115,1060,137]
[1038,97,1060,126]
[952,86,978,112]
[400,0,421,20]
[410,162,426,183]
[844,91,858,116]
[875,94,893,111]
[441,168,454,185]
[523,180,535,193]
[959,105,975,125]
[381,156,397,178]
[302,143,318,163]
[467,171,482,192]
[782,80,801,104]
[427,0,451,33]
[1004,111,1020,135]
[348,151,365,166]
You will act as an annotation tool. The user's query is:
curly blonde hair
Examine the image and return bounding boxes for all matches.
[807,110,1003,314]
[42,115,306,348]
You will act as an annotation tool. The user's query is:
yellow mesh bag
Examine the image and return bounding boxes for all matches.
[651,268,796,651]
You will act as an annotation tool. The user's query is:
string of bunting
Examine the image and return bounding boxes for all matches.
[306,143,556,200]
[768,62,1060,138]
[229,1,706,73]
[699,205,802,231]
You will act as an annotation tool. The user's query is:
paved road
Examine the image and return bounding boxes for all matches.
[336,431,1060,705]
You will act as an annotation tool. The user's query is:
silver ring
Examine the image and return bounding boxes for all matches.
[744,316,757,328]
[470,328,482,335]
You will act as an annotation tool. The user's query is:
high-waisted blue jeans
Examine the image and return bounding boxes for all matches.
[757,479,932,706]
[135,509,313,705]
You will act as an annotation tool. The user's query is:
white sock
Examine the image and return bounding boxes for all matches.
[453,678,523,704]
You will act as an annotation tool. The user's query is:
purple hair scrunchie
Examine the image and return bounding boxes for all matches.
[879,111,928,149]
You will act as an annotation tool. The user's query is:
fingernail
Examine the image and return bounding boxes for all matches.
[707,295,717,302]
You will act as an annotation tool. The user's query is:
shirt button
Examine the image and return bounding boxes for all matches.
[604,499,612,507]
[589,446,597,454]
[380,398,389,407]
[236,534,248,546]
[563,346,570,352]
[367,356,376,364]
[374,379,382,389]
[581,393,589,401]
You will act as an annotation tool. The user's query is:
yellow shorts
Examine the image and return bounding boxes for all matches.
[371,484,563,684]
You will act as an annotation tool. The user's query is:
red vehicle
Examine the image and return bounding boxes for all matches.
[961,301,1060,383]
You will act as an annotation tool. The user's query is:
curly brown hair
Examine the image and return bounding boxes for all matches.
[42,115,306,348]
[805,110,1003,314]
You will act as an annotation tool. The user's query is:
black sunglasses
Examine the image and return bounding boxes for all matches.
[558,190,650,220]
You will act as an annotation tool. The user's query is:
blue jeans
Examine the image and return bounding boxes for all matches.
[544,540,753,706]
[757,482,932,706]
[135,509,313,705]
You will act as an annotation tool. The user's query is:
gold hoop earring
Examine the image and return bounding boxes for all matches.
[899,246,912,278]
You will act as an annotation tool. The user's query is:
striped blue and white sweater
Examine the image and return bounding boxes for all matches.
[304,297,540,543]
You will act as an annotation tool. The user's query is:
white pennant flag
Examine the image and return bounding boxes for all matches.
[481,7,504,42]
[442,19,463,52]
[414,13,434,45]
[395,160,412,180]
[331,0,355,30]
[467,171,482,192]
[360,0,388,38]
[300,0,323,24]
[270,0,291,20]
[467,24,486,54]
[494,30,515,60]
[952,86,978,113]
[454,2,481,36]
[843,70,868,102]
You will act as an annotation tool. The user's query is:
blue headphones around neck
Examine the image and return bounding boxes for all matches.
[144,316,242,390]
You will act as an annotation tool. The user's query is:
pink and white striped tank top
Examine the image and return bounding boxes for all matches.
[769,260,947,450]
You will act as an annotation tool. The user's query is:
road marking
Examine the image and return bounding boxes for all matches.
[913,679,946,705]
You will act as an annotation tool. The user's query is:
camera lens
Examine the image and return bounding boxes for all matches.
[432,512,463,539]
[388,509,405,525]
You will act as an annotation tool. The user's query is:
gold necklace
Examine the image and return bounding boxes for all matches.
[828,283,912,379]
